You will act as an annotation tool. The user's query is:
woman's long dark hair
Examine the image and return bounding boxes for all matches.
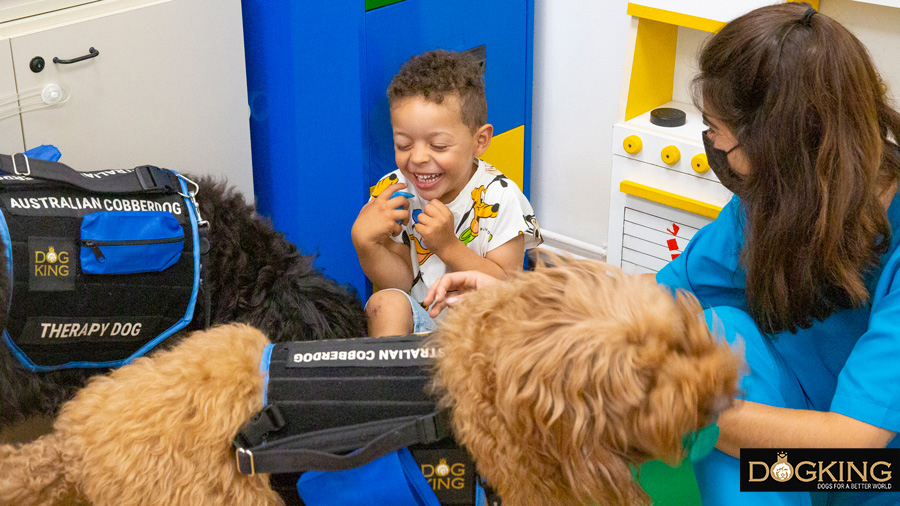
[694,3,900,334]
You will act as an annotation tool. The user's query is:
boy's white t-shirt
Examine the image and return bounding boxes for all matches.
[370,159,542,306]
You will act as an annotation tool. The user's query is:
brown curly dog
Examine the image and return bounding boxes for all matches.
[429,257,743,506]
[0,259,741,506]
[0,323,281,506]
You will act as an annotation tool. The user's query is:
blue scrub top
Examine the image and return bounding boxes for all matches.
[657,193,900,438]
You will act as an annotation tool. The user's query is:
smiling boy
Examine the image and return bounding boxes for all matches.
[351,49,541,337]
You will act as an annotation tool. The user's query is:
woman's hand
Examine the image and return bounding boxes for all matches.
[424,270,500,317]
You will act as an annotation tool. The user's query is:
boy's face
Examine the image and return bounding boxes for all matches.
[390,95,492,204]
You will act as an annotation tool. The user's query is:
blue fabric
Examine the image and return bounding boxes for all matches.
[658,194,900,506]
[0,203,11,328]
[260,344,275,406]
[693,307,813,506]
[370,288,436,333]
[297,448,440,506]
[23,144,61,162]
[80,211,184,274]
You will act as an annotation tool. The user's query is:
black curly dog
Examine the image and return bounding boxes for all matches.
[0,176,367,429]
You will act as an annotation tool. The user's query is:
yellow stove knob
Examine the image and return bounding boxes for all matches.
[691,153,710,173]
[623,135,643,155]
[661,145,681,165]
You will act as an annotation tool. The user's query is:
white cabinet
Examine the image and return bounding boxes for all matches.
[0,38,24,151]
[0,1,96,24]
[0,0,253,197]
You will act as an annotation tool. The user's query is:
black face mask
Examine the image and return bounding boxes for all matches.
[702,130,744,194]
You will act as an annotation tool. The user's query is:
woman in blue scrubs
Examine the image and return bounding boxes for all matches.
[660,3,900,505]
[426,3,900,505]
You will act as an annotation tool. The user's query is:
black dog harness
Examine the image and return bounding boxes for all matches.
[0,153,207,371]
[234,334,488,506]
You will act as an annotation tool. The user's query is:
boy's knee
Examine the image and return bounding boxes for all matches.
[365,289,412,320]
[365,289,415,337]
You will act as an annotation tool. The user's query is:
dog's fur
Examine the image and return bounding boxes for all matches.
[430,258,742,506]
[0,176,367,429]
[0,324,277,506]
[0,258,741,506]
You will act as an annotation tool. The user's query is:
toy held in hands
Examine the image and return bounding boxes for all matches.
[391,190,420,224]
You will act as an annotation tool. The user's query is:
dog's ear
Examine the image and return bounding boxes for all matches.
[630,291,741,466]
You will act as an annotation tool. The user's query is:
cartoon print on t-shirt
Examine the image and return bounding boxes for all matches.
[458,185,499,245]
[369,173,400,198]
[524,214,542,243]
[413,236,433,266]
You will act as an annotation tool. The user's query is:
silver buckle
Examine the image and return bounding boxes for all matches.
[235,447,255,475]
[175,173,208,227]
[11,153,30,176]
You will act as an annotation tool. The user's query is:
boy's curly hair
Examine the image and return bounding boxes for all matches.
[387,49,487,132]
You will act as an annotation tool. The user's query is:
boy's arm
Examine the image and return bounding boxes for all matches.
[355,237,414,290]
[351,183,415,290]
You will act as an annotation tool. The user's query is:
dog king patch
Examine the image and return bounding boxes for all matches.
[29,237,76,291]
[286,336,441,368]
[409,447,477,505]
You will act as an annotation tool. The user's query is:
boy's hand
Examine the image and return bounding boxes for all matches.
[351,183,410,247]
[415,200,457,254]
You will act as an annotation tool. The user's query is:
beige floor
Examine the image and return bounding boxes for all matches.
[0,415,54,444]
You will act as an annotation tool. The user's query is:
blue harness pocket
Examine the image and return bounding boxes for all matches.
[297,448,441,506]
[81,211,185,275]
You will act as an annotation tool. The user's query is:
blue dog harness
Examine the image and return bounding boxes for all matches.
[0,152,206,371]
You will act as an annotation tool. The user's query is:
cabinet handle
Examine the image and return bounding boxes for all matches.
[53,47,99,64]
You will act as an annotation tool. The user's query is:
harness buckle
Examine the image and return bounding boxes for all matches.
[234,404,286,449]
[11,153,31,176]
[235,447,255,475]
[175,174,208,227]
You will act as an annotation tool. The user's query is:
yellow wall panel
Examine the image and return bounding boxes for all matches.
[624,17,677,121]
[480,124,525,191]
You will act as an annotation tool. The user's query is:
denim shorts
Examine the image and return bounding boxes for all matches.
[373,288,436,334]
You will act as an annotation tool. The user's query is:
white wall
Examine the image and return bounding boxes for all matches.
[530,0,900,258]
[821,0,900,90]
[530,0,630,257]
